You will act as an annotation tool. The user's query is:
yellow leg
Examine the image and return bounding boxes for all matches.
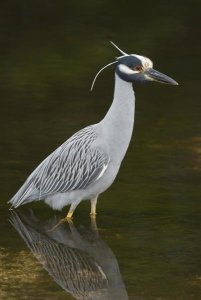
[46,202,78,232]
[90,196,98,218]
[66,210,74,219]
[66,202,79,219]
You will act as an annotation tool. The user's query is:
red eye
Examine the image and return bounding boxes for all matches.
[134,65,142,71]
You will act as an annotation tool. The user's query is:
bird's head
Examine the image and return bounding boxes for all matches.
[116,54,178,85]
[91,42,178,90]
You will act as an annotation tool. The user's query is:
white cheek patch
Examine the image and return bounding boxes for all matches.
[118,64,139,75]
[132,54,153,69]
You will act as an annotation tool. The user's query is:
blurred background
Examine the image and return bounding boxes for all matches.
[0,0,201,299]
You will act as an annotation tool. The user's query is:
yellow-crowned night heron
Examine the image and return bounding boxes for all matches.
[9,42,178,219]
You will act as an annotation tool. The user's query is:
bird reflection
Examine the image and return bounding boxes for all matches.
[10,211,129,300]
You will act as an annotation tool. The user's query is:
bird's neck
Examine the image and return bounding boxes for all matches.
[101,74,135,160]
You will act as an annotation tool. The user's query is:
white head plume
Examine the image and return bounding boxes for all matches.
[91,41,127,91]
[110,41,128,56]
[91,61,117,91]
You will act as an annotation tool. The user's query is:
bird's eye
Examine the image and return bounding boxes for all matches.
[134,65,143,72]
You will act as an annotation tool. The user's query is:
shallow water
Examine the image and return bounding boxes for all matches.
[1,1,201,299]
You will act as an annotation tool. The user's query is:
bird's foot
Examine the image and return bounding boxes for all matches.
[65,216,74,224]
[47,215,74,232]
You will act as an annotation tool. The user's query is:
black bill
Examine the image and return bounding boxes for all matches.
[145,68,178,85]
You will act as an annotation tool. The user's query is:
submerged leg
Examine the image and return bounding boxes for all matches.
[47,201,79,232]
[90,216,98,233]
[47,218,67,232]
[47,215,74,232]
[90,196,98,218]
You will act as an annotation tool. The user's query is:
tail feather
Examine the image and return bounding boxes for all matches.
[9,179,39,208]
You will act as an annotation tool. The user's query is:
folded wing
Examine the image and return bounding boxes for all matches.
[9,126,109,208]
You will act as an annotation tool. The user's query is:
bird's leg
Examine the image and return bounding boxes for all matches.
[66,202,79,219]
[47,215,75,232]
[90,196,98,218]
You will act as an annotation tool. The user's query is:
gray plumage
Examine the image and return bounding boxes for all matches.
[9,43,178,215]
[10,126,109,210]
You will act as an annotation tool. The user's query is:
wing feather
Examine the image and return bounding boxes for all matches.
[9,125,109,207]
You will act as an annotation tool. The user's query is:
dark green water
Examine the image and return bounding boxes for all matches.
[1,1,201,299]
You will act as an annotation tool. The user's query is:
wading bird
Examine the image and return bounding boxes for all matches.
[9,42,178,219]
